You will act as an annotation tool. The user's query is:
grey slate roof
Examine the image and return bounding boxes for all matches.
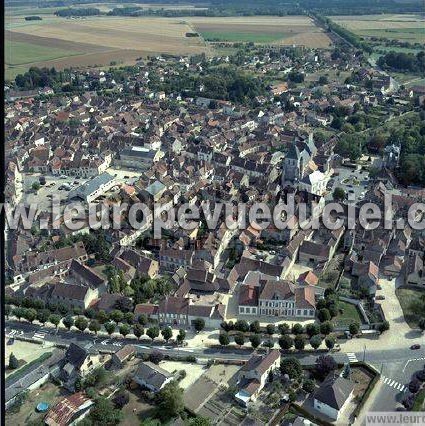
[134,361,172,390]
[313,374,354,410]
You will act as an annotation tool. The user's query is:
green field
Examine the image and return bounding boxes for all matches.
[358,27,425,43]
[201,31,290,43]
[5,40,82,67]
[396,287,425,328]
[333,301,364,327]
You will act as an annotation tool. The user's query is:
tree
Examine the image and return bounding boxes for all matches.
[193,318,205,332]
[133,324,144,340]
[119,324,130,338]
[89,396,122,425]
[63,315,74,330]
[149,351,164,364]
[349,322,360,336]
[219,333,230,346]
[124,312,134,325]
[113,391,130,409]
[294,335,305,351]
[110,310,124,324]
[310,335,322,350]
[138,314,148,326]
[315,355,337,378]
[325,336,336,350]
[320,321,334,336]
[234,333,245,347]
[278,335,294,350]
[249,320,261,334]
[263,339,274,349]
[250,334,261,349]
[418,318,425,332]
[96,310,109,324]
[318,308,331,323]
[105,322,116,336]
[306,323,320,338]
[161,326,173,342]
[266,324,275,336]
[156,381,184,422]
[177,329,186,345]
[332,187,346,201]
[49,314,61,329]
[9,353,19,370]
[13,307,25,321]
[32,182,41,191]
[23,308,37,323]
[89,320,101,335]
[280,357,302,379]
[147,326,160,342]
[278,323,290,334]
[74,316,88,332]
[292,323,304,335]
[37,309,50,325]
[378,320,390,333]
[234,319,249,333]
[302,378,316,393]
[5,304,11,319]
[188,417,211,426]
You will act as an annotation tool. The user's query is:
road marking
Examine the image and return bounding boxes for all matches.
[381,376,406,392]
[101,339,110,345]
[33,332,46,339]
[112,342,122,347]
[347,353,358,363]
[7,330,17,337]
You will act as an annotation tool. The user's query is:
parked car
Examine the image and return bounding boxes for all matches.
[411,344,421,350]
[376,295,385,300]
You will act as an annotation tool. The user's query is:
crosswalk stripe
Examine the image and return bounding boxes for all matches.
[396,384,403,391]
[389,380,395,387]
[384,377,391,384]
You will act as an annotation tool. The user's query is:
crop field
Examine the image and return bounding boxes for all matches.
[5,14,211,79]
[331,14,425,44]
[5,12,332,79]
[188,16,333,48]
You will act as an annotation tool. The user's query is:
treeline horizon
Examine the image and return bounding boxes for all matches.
[6,0,425,15]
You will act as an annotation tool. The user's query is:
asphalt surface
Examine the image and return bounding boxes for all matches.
[5,320,425,412]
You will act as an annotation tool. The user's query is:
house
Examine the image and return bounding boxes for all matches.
[111,345,136,368]
[159,249,194,273]
[44,392,94,426]
[133,361,173,392]
[235,350,281,406]
[313,374,355,420]
[59,343,108,391]
[5,349,64,409]
[238,279,316,319]
[50,283,97,310]
[352,261,379,296]
[405,252,425,287]
[156,296,226,329]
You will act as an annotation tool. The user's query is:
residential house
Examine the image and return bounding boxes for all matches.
[235,350,281,406]
[133,361,173,392]
[313,374,355,420]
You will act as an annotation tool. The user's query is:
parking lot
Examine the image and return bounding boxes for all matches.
[326,164,371,204]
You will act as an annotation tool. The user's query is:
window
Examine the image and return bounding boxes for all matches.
[240,307,245,313]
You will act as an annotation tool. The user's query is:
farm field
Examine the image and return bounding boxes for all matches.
[331,14,425,44]
[5,14,211,79]
[188,16,333,48]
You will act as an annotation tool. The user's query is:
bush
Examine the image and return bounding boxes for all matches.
[302,378,316,393]
[294,335,305,351]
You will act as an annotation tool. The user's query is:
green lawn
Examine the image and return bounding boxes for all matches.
[412,388,425,411]
[395,287,425,328]
[201,31,290,43]
[357,28,425,42]
[333,301,364,327]
[5,40,81,66]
